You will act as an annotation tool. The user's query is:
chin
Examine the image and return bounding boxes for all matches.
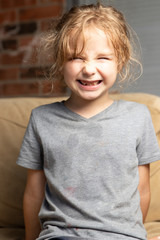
[79,94,103,102]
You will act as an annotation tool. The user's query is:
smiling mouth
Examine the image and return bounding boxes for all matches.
[78,80,102,86]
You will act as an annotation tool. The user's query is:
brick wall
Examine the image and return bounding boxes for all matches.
[0,0,66,97]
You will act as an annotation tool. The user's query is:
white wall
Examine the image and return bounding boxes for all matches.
[109,0,160,96]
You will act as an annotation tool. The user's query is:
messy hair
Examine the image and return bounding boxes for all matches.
[40,3,142,90]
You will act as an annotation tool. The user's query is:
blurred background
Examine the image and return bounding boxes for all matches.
[0,0,159,97]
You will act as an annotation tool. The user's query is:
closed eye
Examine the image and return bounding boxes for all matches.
[98,57,110,60]
[69,57,84,61]
[74,57,83,60]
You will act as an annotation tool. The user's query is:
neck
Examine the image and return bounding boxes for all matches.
[64,94,113,119]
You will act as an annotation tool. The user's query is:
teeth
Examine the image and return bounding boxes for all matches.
[79,80,101,86]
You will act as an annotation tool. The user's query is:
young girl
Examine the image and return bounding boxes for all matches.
[17,3,160,240]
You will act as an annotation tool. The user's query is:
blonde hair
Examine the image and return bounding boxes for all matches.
[40,3,142,90]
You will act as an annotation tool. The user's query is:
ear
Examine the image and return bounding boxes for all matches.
[59,64,64,74]
[117,62,124,73]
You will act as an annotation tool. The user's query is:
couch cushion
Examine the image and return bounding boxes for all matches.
[144,222,160,239]
[0,228,24,240]
[0,97,65,227]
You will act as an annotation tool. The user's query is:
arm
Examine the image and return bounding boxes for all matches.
[138,166,160,240]
[23,169,46,240]
[138,164,150,223]
[149,237,160,240]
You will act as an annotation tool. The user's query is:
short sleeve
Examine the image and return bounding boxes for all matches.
[17,111,43,170]
[137,106,160,165]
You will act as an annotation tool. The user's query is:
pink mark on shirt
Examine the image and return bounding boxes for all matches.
[66,187,76,194]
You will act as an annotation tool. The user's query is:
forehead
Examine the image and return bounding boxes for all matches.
[69,26,114,54]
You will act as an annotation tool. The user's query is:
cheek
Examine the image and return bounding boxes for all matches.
[63,63,82,80]
[98,63,118,76]
[63,67,76,88]
[62,66,71,82]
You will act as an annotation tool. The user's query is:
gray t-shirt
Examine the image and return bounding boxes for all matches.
[17,100,160,240]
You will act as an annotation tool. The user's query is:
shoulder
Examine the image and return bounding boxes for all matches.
[115,100,151,124]
[31,101,64,118]
[117,100,150,116]
[26,101,66,132]
[27,101,66,127]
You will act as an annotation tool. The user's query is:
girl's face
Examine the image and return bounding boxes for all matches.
[63,27,118,104]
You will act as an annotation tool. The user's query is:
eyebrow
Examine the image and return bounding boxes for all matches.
[75,52,115,57]
[97,51,114,56]
[68,50,115,59]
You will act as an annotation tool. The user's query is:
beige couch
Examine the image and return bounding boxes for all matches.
[0,93,160,240]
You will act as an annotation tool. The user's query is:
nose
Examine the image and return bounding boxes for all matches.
[82,61,96,76]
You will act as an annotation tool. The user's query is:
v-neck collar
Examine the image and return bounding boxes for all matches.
[60,100,117,122]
